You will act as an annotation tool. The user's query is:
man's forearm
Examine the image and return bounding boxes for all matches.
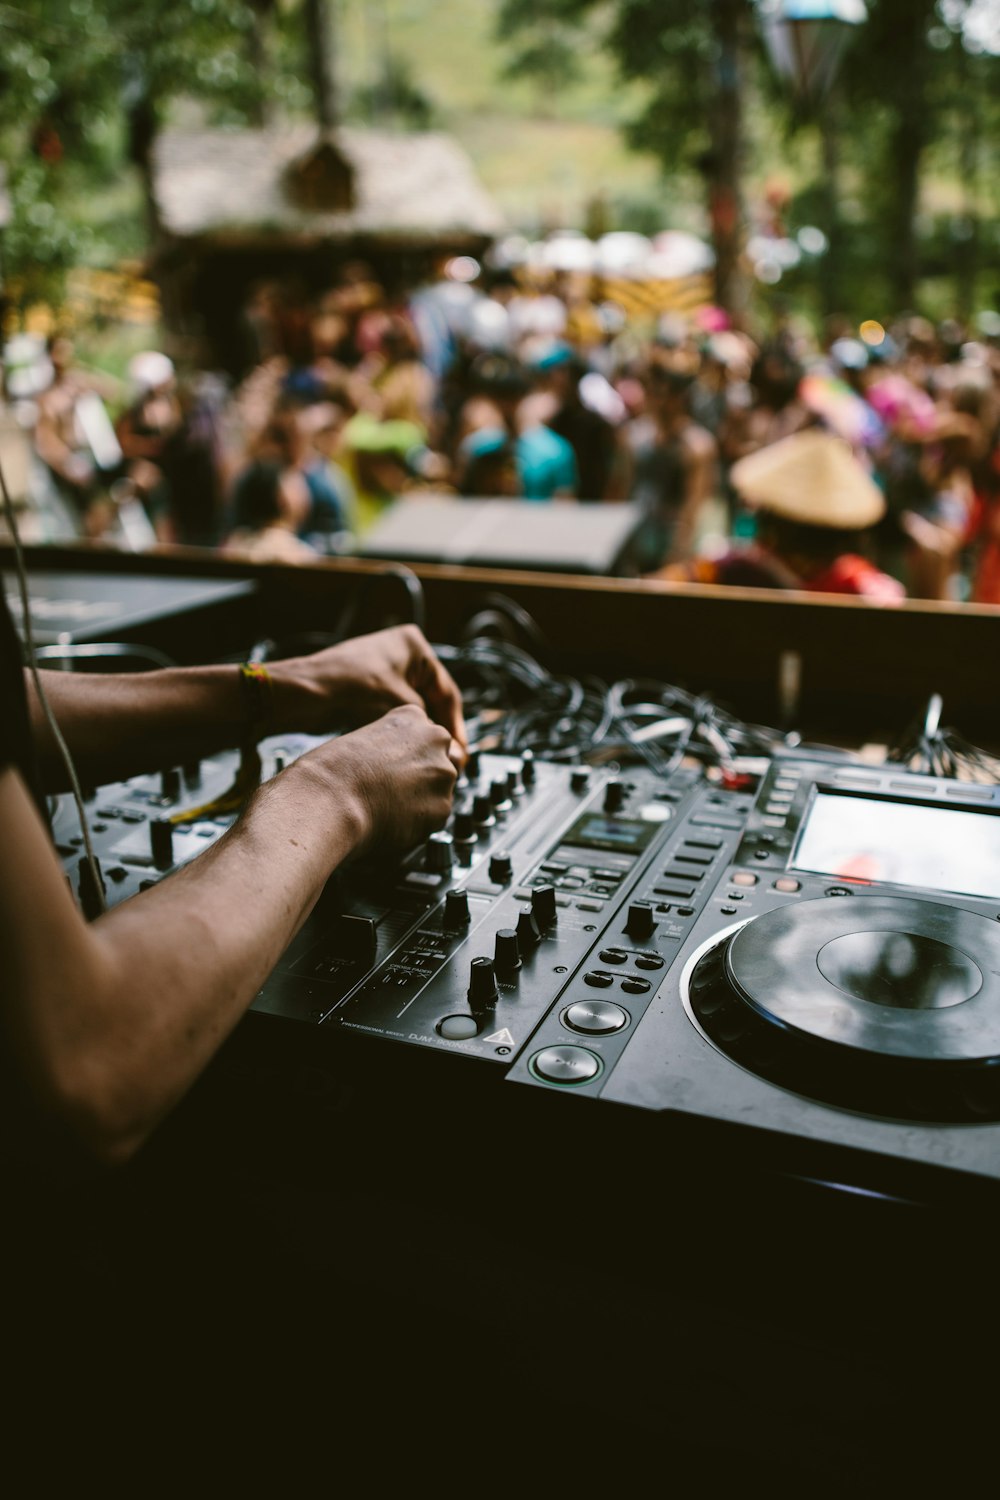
[0,749,369,1164]
[27,665,258,789]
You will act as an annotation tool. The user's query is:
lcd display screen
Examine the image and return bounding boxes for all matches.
[565,814,659,854]
[792,791,1000,899]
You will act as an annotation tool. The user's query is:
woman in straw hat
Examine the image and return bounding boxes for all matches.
[652,428,904,601]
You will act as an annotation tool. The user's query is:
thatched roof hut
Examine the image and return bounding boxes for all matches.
[149,126,505,373]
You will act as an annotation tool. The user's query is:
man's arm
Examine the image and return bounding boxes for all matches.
[0,704,459,1167]
[28,624,468,790]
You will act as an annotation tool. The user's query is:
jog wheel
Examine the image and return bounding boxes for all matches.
[685,897,1000,1123]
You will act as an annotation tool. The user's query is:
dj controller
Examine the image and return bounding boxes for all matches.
[54,731,1000,1209]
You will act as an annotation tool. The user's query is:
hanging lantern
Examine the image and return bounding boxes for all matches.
[758,0,867,104]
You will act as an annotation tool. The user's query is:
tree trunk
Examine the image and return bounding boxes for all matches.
[882,0,935,310]
[708,0,749,316]
[305,0,339,132]
[955,44,981,323]
[818,92,843,317]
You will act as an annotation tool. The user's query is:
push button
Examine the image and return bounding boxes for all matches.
[564,1001,628,1035]
[584,971,615,988]
[530,1045,601,1085]
[438,1015,479,1041]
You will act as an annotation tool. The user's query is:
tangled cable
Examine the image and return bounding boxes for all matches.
[436,594,792,776]
[888,694,1000,783]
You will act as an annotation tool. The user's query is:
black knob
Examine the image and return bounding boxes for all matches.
[425,830,454,873]
[570,767,590,794]
[160,767,181,801]
[472,794,495,828]
[77,856,106,921]
[531,884,557,928]
[468,956,499,1014]
[521,751,536,787]
[515,905,541,949]
[465,751,481,780]
[151,818,174,871]
[452,809,476,844]
[489,850,513,885]
[444,889,471,930]
[626,901,656,940]
[271,751,287,774]
[489,778,511,810]
[182,760,202,787]
[603,779,626,814]
[494,928,521,975]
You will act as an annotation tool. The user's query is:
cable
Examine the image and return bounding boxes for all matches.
[0,450,106,914]
[249,563,427,664]
[889,694,1000,784]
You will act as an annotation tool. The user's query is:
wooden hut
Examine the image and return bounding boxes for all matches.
[149,125,506,374]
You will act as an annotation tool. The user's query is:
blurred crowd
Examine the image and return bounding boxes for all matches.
[8,255,1000,605]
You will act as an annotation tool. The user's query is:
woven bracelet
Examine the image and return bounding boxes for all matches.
[238,661,274,732]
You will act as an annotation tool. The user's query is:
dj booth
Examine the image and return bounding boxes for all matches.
[8,542,1000,1470]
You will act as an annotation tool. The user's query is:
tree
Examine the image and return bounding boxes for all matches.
[495,0,760,312]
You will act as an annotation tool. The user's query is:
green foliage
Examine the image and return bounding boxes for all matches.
[349,52,439,129]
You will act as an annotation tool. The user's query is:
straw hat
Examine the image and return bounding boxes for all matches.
[729,428,885,530]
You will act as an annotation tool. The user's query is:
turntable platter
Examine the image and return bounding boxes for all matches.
[686,897,1000,1122]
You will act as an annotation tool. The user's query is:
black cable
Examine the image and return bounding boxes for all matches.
[250,563,427,662]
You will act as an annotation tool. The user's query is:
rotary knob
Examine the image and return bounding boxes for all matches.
[531,884,557,928]
[151,817,174,871]
[77,856,106,921]
[472,794,495,829]
[570,767,590,794]
[515,905,541,949]
[489,778,512,811]
[160,767,182,801]
[626,901,656,940]
[444,888,471,930]
[468,956,499,1015]
[603,779,625,814]
[425,830,454,874]
[494,928,521,975]
[489,850,513,885]
[452,809,476,845]
[521,750,536,787]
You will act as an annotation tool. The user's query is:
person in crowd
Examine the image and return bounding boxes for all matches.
[456,353,579,500]
[529,341,626,501]
[346,311,437,432]
[623,344,718,569]
[113,350,185,538]
[32,334,121,533]
[655,428,904,600]
[221,457,319,563]
[454,426,520,497]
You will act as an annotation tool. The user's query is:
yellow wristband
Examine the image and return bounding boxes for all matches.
[238,661,273,731]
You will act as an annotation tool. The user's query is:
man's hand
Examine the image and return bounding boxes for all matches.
[302,703,460,854]
[271,624,468,764]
